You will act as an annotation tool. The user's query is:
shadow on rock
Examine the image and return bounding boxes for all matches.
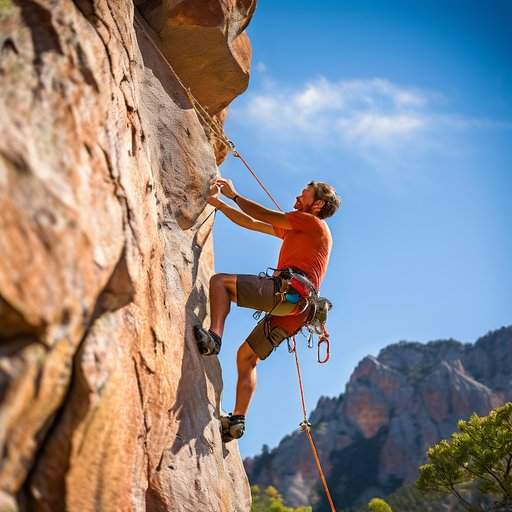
[168,226,224,459]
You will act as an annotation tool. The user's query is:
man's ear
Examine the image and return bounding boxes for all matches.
[312,199,325,214]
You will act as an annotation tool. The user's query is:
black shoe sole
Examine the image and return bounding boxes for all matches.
[220,415,245,443]
[194,325,221,355]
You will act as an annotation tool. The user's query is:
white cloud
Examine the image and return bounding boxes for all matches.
[338,113,427,146]
[235,77,433,151]
[229,75,511,182]
[254,61,267,73]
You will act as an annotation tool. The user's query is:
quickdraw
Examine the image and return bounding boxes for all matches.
[268,267,334,364]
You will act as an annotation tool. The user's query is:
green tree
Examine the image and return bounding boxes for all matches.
[251,484,312,512]
[368,497,393,511]
[418,402,512,511]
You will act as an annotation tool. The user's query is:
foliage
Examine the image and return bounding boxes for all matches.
[251,485,312,512]
[418,402,512,511]
[0,0,12,17]
[341,482,459,512]
[368,497,393,511]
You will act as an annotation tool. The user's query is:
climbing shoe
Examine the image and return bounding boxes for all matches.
[194,325,222,355]
[220,413,246,443]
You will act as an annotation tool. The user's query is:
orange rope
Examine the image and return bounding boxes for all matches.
[292,338,337,512]
[233,151,283,212]
[135,14,283,213]
[305,429,336,511]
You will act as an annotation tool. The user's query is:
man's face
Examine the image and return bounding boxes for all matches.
[293,185,317,212]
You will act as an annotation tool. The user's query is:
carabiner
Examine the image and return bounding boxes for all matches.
[317,336,330,364]
[287,336,296,353]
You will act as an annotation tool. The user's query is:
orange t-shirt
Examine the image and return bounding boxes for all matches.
[270,211,332,335]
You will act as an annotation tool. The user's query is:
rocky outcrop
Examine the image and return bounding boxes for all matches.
[244,326,512,510]
[136,0,255,116]
[0,1,255,510]
[135,0,256,164]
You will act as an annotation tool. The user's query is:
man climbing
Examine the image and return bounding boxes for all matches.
[194,177,340,442]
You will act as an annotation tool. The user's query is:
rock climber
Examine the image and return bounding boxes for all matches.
[194,177,341,442]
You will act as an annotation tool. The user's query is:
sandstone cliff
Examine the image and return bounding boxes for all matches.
[0,1,255,510]
[245,325,512,510]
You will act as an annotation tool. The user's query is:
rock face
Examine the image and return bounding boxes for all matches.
[136,0,255,116]
[0,1,255,510]
[135,0,256,164]
[244,326,512,510]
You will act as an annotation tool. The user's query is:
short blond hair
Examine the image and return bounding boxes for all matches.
[308,181,341,219]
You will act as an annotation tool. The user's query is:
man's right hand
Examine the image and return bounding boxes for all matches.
[208,182,220,197]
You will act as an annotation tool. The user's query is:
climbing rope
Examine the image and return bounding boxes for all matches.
[232,150,283,212]
[289,337,337,512]
[135,14,335,509]
[134,14,282,212]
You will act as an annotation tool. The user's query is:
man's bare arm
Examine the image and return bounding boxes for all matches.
[211,199,279,237]
[215,177,293,229]
[233,195,293,229]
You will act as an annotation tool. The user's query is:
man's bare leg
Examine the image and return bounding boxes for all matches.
[233,341,260,416]
[208,273,237,337]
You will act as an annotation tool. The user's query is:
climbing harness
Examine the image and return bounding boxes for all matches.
[135,15,336,510]
[253,267,333,363]
[269,267,316,316]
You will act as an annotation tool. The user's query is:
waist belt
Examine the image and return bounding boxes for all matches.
[281,266,307,277]
[277,267,318,295]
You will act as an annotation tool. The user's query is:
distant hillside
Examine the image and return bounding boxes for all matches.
[244,326,512,510]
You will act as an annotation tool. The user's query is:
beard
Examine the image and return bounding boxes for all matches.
[294,200,312,213]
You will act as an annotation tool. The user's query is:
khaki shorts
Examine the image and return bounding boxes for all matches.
[236,274,297,360]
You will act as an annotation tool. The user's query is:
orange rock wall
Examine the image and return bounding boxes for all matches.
[0,1,255,510]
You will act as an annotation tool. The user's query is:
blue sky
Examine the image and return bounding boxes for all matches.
[210,1,512,457]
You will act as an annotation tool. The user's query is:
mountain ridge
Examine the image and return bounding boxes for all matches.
[245,325,512,510]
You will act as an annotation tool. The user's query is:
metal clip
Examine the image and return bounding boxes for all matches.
[299,420,312,432]
[317,336,330,364]
[307,330,314,349]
